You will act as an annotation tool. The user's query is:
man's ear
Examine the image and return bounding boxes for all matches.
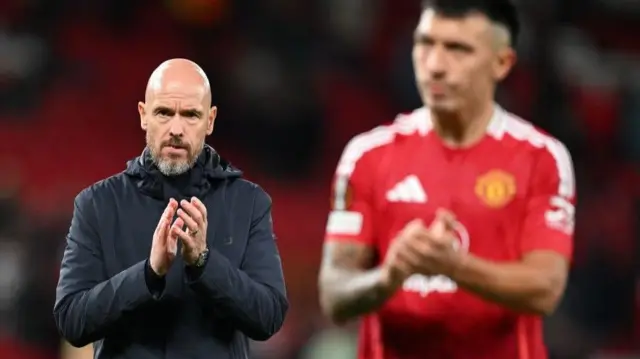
[493,47,517,81]
[206,106,217,135]
[138,102,147,130]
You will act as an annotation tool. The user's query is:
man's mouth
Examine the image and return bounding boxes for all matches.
[166,144,185,149]
[428,83,447,95]
[164,145,187,152]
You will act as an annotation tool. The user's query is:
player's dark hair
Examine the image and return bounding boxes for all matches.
[421,0,520,46]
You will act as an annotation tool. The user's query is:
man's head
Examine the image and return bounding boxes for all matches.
[413,0,519,113]
[138,58,216,176]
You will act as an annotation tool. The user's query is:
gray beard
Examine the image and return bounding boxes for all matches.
[149,147,200,177]
[155,158,192,176]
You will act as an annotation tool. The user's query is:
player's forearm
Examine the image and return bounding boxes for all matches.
[319,267,396,324]
[451,254,563,315]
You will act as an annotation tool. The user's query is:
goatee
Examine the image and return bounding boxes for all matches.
[147,135,201,176]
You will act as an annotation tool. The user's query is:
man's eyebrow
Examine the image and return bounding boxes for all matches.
[153,106,173,113]
[414,33,475,51]
[180,109,204,117]
[152,106,204,117]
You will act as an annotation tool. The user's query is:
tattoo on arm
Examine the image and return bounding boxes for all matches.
[319,242,394,324]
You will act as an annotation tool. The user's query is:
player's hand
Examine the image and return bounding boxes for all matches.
[149,198,180,276]
[381,219,434,289]
[419,209,465,276]
[173,197,208,266]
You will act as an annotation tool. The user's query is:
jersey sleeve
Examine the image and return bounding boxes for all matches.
[520,139,576,259]
[324,138,378,245]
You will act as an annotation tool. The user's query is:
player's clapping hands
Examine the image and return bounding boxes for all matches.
[381,209,464,289]
[419,209,465,275]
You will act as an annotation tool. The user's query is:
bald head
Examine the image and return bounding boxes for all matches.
[139,58,217,177]
[145,58,212,108]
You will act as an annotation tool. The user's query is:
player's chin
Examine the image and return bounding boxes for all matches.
[425,97,458,113]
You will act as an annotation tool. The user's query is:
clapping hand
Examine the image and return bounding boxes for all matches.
[149,199,180,276]
[173,197,209,266]
[419,209,464,276]
[381,209,463,289]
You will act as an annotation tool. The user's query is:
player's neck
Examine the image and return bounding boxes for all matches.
[430,102,495,148]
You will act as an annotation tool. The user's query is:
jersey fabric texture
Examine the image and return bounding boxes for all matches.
[325,106,576,359]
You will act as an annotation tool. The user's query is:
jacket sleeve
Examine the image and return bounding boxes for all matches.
[186,186,288,341]
[53,188,156,347]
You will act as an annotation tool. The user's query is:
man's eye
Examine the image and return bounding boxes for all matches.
[448,44,472,53]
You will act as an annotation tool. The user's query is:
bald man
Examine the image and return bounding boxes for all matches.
[54,59,288,359]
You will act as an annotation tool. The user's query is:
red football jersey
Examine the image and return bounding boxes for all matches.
[325,106,576,359]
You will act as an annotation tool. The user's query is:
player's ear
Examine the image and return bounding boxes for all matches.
[138,101,148,130]
[493,47,517,81]
[206,106,217,135]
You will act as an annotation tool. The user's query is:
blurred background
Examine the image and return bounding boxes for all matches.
[0,0,638,358]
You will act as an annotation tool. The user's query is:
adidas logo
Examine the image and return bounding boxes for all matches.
[386,175,427,203]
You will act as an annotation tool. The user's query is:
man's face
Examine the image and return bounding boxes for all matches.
[412,9,514,112]
[138,81,216,176]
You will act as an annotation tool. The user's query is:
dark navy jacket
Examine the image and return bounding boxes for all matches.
[53,146,288,359]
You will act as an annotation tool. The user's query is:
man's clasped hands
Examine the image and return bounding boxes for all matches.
[150,198,209,276]
[381,209,468,289]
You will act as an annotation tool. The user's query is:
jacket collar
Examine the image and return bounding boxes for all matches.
[124,144,242,201]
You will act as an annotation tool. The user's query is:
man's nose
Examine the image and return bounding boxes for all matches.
[169,117,184,137]
[425,48,447,79]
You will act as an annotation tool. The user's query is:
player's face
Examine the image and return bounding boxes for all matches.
[412,10,515,112]
[139,83,216,176]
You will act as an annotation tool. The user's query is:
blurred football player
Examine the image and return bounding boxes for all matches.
[318,1,576,358]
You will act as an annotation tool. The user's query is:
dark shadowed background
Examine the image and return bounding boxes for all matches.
[0,0,638,358]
